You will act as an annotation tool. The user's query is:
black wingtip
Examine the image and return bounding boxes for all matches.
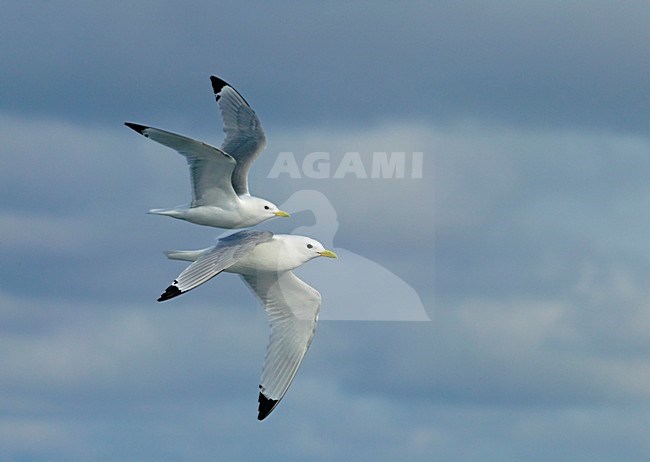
[158,285,182,302]
[209,75,252,106]
[124,122,149,135]
[257,391,279,421]
[210,75,229,97]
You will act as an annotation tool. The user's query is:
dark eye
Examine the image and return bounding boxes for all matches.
[264,205,270,210]
[307,244,313,249]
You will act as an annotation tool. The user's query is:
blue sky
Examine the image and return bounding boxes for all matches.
[1,1,650,461]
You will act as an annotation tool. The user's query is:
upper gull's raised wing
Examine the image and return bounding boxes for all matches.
[210,76,266,196]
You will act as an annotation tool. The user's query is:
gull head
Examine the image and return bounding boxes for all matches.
[280,235,338,269]
[239,196,290,226]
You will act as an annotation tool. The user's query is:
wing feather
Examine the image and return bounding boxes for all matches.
[125,122,238,206]
[210,76,266,196]
[240,270,321,420]
[158,230,273,301]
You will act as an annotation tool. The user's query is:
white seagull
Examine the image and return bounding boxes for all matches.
[125,76,289,229]
[158,230,338,420]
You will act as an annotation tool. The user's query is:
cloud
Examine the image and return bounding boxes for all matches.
[2,2,649,133]
[2,40,650,458]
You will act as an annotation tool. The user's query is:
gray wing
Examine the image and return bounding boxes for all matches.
[158,230,273,301]
[240,270,322,420]
[125,123,238,207]
[210,76,266,196]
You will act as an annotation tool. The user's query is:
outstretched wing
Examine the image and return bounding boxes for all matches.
[210,76,266,196]
[158,230,274,301]
[240,270,321,420]
[125,122,238,207]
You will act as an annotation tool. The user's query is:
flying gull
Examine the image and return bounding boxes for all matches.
[125,76,289,228]
[158,230,337,420]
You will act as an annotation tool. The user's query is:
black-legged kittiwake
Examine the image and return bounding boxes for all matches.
[157,230,337,420]
[125,76,289,228]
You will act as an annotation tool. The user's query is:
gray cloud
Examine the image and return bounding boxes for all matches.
[2,2,649,132]
[2,2,650,460]
[3,110,650,460]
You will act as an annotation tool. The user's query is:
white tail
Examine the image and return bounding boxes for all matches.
[163,247,213,262]
[148,208,183,218]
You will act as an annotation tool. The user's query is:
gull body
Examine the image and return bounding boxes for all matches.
[147,195,284,229]
[158,230,337,420]
[125,76,289,229]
